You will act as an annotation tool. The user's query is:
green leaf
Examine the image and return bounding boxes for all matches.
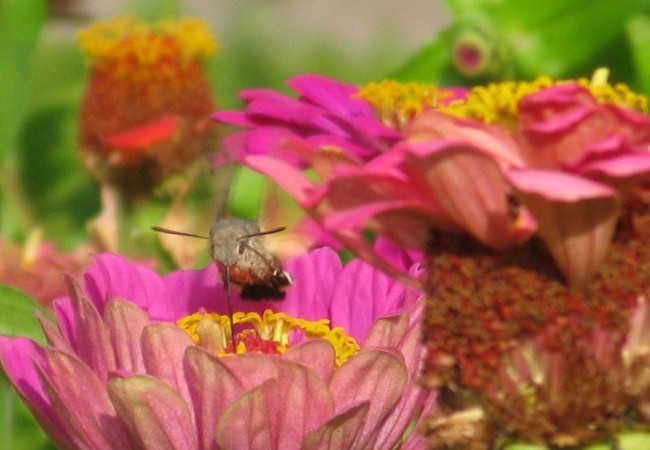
[627,15,650,95]
[228,167,264,220]
[616,431,650,450]
[0,285,48,345]
[0,0,46,163]
[502,444,548,450]
[17,103,100,248]
[501,0,648,77]
[0,0,46,239]
[444,0,499,21]
[1,376,55,450]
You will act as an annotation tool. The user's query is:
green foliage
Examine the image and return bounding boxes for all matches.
[0,285,48,345]
[393,0,650,90]
[0,377,55,450]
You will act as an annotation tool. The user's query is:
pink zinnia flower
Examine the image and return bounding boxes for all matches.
[0,247,432,449]
[226,74,650,288]
[213,74,402,167]
[0,234,89,306]
[213,72,650,446]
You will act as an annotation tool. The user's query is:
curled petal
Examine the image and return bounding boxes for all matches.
[219,353,278,390]
[42,350,130,449]
[509,168,621,287]
[282,340,336,384]
[108,375,197,450]
[272,360,334,449]
[104,299,150,373]
[215,381,275,450]
[0,338,75,449]
[329,349,408,448]
[64,276,116,382]
[302,402,370,450]
[183,347,245,450]
[37,312,73,354]
[403,141,515,249]
[141,323,194,405]
[407,110,524,167]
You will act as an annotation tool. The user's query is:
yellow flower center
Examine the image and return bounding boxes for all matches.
[440,68,647,130]
[77,16,217,83]
[356,80,450,130]
[177,309,360,366]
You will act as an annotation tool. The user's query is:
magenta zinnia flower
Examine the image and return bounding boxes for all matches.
[0,247,432,449]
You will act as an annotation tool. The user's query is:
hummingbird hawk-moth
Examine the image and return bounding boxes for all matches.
[153,217,293,300]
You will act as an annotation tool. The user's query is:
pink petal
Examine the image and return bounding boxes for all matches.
[83,253,176,321]
[329,349,408,448]
[64,276,116,382]
[0,337,74,448]
[279,247,342,321]
[246,92,330,129]
[404,142,515,249]
[37,311,73,353]
[407,110,524,167]
[183,347,245,450]
[41,350,130,449]
[509,168,621,287]
[290,74,397,143]
[282,339,336,384]
[215,381,275,450]
[141,323,194,406]
[240,126,310,167]
[289,74,361,113]
[108,375,197,450]
[219,353,278,390]
[302,402,370,449]
[370,302,432,445]
[104,299,150,373]
[271,360,334,449]
[324,226,424,290]
[362,313,410,350]
[329,258,420,342]
[244,155,315,205]
[161,264,223,317]
[577,152,650,182]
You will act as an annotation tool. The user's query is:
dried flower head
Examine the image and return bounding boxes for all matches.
[77,16,217,196]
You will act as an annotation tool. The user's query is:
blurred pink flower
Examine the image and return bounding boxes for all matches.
[0,248,432,449]
[213,74,402,167]
[0,236,89,307]
[221,78,650,288]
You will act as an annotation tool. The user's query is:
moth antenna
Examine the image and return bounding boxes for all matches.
[151,226,209,240]
[237,226,286,241]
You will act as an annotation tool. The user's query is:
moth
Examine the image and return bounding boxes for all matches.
[153,217,293,300]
